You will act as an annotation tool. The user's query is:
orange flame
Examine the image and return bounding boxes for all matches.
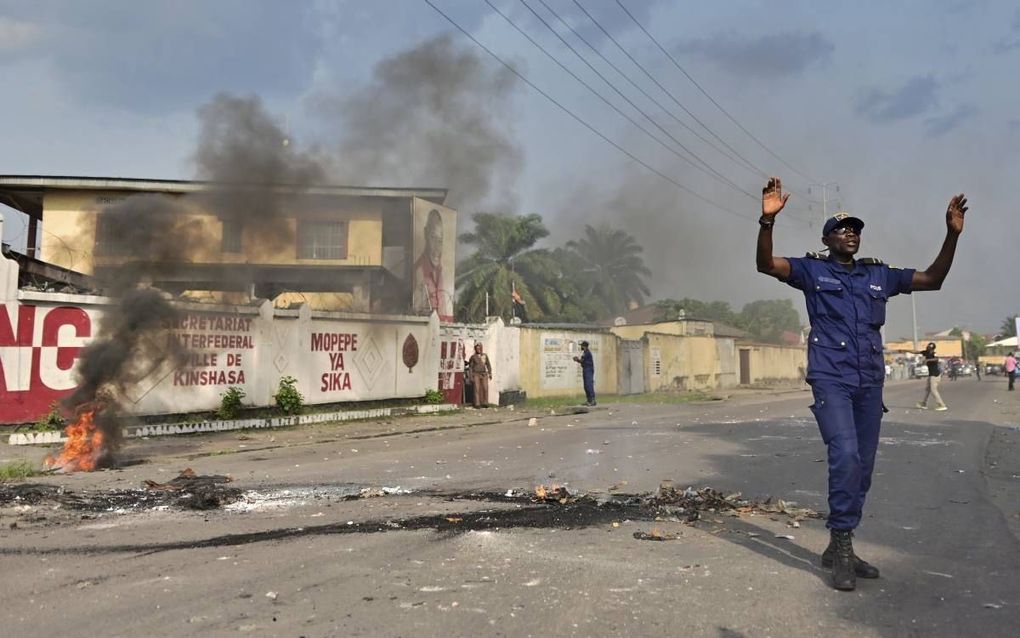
[44,409,106,472]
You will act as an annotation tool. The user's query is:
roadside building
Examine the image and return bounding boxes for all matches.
[0,175,456,318]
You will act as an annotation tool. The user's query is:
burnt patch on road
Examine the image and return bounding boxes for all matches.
[0,481,821,556]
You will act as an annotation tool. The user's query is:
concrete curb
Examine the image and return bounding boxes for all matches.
[6,404,459,446]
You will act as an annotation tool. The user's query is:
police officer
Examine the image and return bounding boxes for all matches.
[756,176,968,591]
[573,341,596,406]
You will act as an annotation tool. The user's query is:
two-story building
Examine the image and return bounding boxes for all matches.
[0,175,456,318]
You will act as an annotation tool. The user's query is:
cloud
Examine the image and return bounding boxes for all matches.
[673,31,834,79]
[0,1,322,113]
[992,8,1020,53]
[854,75,941,123]
[923,104,977,137]
[0,16,42,56]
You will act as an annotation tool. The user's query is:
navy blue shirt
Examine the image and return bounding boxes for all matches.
[785,255,914,387]
[579,350,594,373]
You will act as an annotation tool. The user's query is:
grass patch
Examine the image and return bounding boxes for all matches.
[524,391,719,411]
[0,460,42,482]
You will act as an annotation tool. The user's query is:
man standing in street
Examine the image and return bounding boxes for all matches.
[1005,352,1017,391]
[573,341,596,406]
[756,176,968,591]
[917,342,948,411]
[467,343,492,408]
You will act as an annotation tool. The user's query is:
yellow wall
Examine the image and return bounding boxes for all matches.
[39,190,384,273]
[611,320,714,340]
[741,344,807,384]
[517,328,618,399]
[644,333,721,391]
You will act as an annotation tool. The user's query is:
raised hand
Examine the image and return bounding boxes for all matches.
[946,194,968,235]
[762,176,790,217]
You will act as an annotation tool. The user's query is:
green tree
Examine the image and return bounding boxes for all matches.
[736,299,803,343]
[999,315,1019,339]
[566,224,651,316]
[457,213,552,322]
[963,333,987,362]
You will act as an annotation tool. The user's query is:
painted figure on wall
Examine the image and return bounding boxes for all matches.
[413,208,453,321]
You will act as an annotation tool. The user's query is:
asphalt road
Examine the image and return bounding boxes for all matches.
[1,377,1018,637]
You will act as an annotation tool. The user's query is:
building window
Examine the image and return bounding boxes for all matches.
[94,212,132,256]
[221,220,242,253]
[298,220,348,260]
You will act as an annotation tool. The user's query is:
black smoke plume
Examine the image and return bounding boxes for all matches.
[316,34,523,211]
[67,94,328,465]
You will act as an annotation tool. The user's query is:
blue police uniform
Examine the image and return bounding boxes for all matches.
[580,349,595,405]
[784,253,914,530]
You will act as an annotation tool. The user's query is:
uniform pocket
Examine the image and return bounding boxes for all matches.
[810,280,845,318]
[868,288,888,325]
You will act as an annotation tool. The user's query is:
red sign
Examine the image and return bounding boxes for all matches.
[0,304,92,423]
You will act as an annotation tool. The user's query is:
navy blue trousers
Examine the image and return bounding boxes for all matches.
[582,371,595,404]
[808,380,884,530]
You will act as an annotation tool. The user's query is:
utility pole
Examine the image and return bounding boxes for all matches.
[809,182,840,226]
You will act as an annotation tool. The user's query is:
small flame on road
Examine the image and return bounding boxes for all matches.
[44,406,106,472]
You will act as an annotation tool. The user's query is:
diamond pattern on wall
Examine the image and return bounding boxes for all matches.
[355,336,385,389]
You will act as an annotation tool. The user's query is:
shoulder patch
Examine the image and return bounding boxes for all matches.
[805,251,828,260]
[857,257,885,265]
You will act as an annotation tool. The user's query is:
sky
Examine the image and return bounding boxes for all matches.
[1,0,1018,339]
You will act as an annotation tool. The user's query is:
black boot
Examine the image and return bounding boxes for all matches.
[821,531,880,579]
[827,529,856,591]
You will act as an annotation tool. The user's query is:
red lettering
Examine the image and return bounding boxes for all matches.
[320,371,352,392]
[0,304,35,346]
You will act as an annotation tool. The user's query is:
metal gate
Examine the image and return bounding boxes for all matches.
[617,339,646,395]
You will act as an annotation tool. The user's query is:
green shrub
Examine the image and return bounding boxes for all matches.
[0,460,39,482]
[33,402,66,432]
[274,376,304,415]
[423,389,444,404]
[217,386,246,420]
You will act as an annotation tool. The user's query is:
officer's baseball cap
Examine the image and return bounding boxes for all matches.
[579,340,589,347]
[822,212,864,236]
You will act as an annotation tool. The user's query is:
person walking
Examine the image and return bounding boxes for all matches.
[466,343,492,408]
[756,176,968,591]
[573,341,596,406]
[1006,352,1017,391]
[916,343,948,410]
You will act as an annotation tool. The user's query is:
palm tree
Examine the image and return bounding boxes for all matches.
[456,212,554,322]
[566,225,652,316]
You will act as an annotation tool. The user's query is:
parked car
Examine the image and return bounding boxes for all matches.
[985,364,1004,376]
[912,364,929,378]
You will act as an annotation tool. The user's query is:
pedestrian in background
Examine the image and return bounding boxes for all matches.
[755,175,968,591]
[467,343,492,408]
[917,343,948,411]
[1006,352,1017,391]
[573,341,596,406]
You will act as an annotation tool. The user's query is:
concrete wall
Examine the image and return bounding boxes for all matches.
[0,234,439,424]
[439,319,521,406]
[517,327,617,399]
[644,333,734,392]
[739,343,807,385]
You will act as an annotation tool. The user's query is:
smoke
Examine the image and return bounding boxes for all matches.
[193,93,329,253]
[314,34,523,211]
[67,94,329,464]
[547,169,753,303]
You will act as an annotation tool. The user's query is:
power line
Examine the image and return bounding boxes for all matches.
[517,0,758,200]
[571,0,821,216]
[614,0,819,186]
[488,0,757,201]
[570,0,770,181]
[422,0,755,221]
